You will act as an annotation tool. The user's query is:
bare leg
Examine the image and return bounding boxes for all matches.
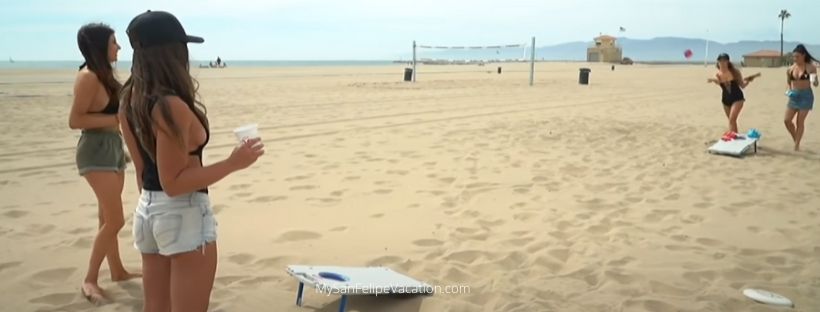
[794,110,811,151]
[728,101,744,133]
[143,254,172,312]
[784,108,798,145]
[81,171,127,304]
[722,105,731,131]
[170,243,218,312]
[101,172,141,281]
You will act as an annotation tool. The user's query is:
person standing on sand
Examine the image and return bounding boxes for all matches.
[69,23,141,304]
[707,53,758,135]
[784,44,818,151]
[120,10,264,311]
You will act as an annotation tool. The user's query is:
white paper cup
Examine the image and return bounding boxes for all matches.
[811,73,817,84]
[233,124,259,142]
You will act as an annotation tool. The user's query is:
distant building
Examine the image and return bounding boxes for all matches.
[587,35,623,63]
[742,50,782,67]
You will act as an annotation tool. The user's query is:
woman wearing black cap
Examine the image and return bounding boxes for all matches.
[69,22,141,304]
[120,11,263,311]
[784,44,818,151]
[706,53,758,135]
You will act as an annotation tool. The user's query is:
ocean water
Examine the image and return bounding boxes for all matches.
[0,60,395,70]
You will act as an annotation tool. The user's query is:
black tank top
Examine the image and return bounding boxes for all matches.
[126,100,210,194]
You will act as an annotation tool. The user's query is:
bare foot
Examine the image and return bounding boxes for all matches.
[111,270,142,282]
[81,282,108,305]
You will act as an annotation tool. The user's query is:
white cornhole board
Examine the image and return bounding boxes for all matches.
[708,136,758,157]
[287,265,433,312]
[742,288,794,308]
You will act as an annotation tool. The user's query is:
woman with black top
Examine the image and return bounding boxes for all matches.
[120,11,263,311]
[784,44,818,151]
[69,23,140,304]
[707,53,758,135]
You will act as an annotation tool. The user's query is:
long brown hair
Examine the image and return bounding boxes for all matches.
[716,56,743,84]
[793,44,818,64]
[121,42,207,161]
[77,23,120,100]
[726,62,743,84]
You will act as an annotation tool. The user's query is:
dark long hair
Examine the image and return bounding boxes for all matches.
[716,54,743,84]
[77,23,120,100]
[121,42,207,161]
[793,44,818,64]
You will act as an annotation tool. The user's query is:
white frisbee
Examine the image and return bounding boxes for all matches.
[742,288,794,308]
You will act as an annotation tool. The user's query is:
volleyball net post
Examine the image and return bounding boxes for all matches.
[412,40,417,82]
[529,37,535,86]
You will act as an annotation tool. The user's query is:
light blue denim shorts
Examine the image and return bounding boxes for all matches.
[788,89,814,111]
[133,190,217,256]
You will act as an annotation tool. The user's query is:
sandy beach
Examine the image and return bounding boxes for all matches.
[0,62,818,311]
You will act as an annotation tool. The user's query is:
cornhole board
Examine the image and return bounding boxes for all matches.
[287,265,433,312]
[708,135,758,157]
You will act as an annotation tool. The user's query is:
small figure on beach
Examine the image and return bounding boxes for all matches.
[208,56,226,68]
[70,22,141,305]
[121,10,263,311]
[707,53,758,135]
[784,44,818,151]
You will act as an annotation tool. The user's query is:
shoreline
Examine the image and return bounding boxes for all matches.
[0,59,768,71]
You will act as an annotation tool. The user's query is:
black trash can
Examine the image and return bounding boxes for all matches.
[404,68,413,81]
[579,68,591,85]
[497,66,502,74]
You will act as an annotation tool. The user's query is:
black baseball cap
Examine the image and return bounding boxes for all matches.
[126,10,203,49]
[717,53,730,61]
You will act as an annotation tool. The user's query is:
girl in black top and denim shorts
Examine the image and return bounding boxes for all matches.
[120,10,264,311]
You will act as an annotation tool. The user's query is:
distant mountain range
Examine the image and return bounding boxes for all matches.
[418,37,820,62]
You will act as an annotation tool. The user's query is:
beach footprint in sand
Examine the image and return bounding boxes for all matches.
[12,224,56,239]
[30,267,76,285]
[366,255,404,266]
[249,195,287,203]
[275,230,322,242]
[28,292,77,306]
[2,210,29,219]
[412,239,444,247]
[0,261,22,273]
[229,183,251,190]
[444,250,487,264]
[289,185,317,191]
[227,253,255,266]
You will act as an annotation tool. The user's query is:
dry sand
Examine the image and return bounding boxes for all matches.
[0,62,818,311]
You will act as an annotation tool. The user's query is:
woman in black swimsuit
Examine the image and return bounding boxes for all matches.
[707,53,757,134]
[69,23,140,304]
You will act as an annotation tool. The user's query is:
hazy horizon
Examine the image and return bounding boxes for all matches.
[5,37,818,63]
[2,0,818,61]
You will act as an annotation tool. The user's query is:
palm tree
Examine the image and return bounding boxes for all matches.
[779,9,791,59]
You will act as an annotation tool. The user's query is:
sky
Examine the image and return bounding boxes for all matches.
[1,0,818,61]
